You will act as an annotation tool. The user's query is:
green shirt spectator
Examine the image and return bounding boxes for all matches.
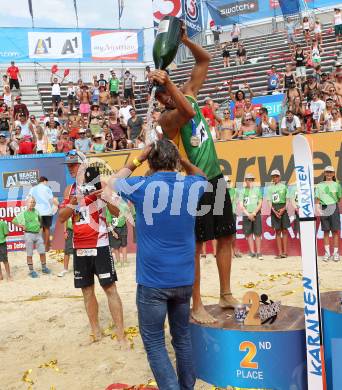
[239,186,263,213]
[109,77,120,93]
[315,181,342,206]
[267,182,287,204]
[0,220,9,244]
[105,203,128,228]
[229,187,237,214]
[13,209,41,233]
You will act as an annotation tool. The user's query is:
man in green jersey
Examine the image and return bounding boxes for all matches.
[151,24,237,323]
[266,169,290,259]
[315,166,341,262]
[239,173,263,259]
[106,204,128,267]
[109,70,121,108]
[287,184,300,236]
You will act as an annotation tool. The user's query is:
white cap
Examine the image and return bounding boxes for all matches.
[245,172,255,179]
[271,169,281,176]
[94,133,103,139]
[324,165,335,172]
[335,61,341,67]
[204,96,212,102]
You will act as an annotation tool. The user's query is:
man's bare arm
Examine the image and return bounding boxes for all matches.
[181,26,211,99]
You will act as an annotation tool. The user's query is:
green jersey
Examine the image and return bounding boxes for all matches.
[315,181,342,205]
[13,209,41,233]
[287,185,299,207]
[267,182,287,204]
[106,204,128,228]
[66,218,73,231]
[240,186,262,213]
[109,78,119,93]
[229,188,237,214]
[179,96,221,180]
[0,220,9,244]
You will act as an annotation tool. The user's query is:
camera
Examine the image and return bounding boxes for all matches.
[79,183,97,195]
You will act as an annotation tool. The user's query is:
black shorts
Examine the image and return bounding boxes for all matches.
[0,242,8,262]
[293,212,300,233]
[195,174,236,242]
[110,91,120,97]
[222,51,230,58]
[232,37,239,43]
[124,88,134,99]
[320,204,340,232]
[52,95,61,104]
[41,215,53,228]
[109,225,128,249]
[271,203,291,231]
[73,246,117,288]
[9,79,20,90]
[242,213,262,236]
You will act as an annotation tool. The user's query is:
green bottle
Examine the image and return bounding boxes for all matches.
[153,16,182,70]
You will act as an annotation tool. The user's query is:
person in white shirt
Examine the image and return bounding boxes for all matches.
[281,110,302,135]
[334,8,342,43]
[29,176,59,251]
[50,73,65,113]
[231,23,240,49]
[309,92,325,131]
[118,99,133,124]
[327,109,342,131]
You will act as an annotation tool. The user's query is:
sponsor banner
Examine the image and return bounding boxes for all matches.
[0,28,143,63]
[92,132,341,255]
[153,0,202,38]
[183,0,203,37]
[28,32,83,59]
[230,93,285,120]
[0,200,26,251]
[205,0,339,26]
[90,30,139,61]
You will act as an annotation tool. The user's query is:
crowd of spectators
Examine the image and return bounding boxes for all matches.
[0,11,341,157]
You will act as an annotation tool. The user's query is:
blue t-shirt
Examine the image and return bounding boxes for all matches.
[114,172,207,288]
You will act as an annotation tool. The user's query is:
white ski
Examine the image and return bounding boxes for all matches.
[293,135,325,390]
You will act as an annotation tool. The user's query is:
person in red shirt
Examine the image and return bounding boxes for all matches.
[201,97,221,140]
[7,61,22,93]
[18,135,36,155]
[57,130,74,153]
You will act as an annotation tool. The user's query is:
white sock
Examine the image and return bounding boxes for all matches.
[333,247,339,255]
[324,245,330,255]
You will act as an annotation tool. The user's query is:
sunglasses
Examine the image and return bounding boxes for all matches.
[245,118,252,121]
[329,89,336,92]
[332,112,338,115]
[224,112,230,114]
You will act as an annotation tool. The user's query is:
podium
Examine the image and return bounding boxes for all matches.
[322,291,342,389]
[190,304,307,389]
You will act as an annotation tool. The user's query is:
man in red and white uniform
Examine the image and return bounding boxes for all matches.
[7,61,22,93]
[59,150,126,344]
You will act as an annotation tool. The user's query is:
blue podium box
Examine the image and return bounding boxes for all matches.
[321,291,342,390]
[190,304,307,389]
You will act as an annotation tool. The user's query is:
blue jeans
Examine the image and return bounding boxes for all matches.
[136,284,195,390]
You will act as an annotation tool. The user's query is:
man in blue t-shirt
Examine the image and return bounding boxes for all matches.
[107,140,207,390]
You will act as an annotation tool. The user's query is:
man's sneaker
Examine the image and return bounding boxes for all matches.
[322,253,330,262]
[29,270,39,278]
[42,267,51,274]
[257,253,264,260]
[57,269,68,277]
[333,253,340,262]
[248,252,256,258]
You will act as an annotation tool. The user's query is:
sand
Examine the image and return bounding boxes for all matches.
[1,251,341,390]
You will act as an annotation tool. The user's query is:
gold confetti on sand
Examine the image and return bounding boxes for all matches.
[38,359,60,372]
[281,290,297,296]
[22,369,34,385]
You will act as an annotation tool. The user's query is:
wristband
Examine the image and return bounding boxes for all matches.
[133,158,141,167]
